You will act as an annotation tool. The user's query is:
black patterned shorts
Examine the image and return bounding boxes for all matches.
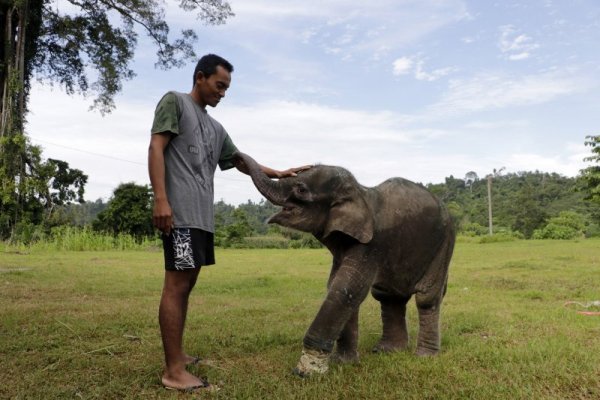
[162,228,215,271]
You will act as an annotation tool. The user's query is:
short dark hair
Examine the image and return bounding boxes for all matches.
[192,54,234,85]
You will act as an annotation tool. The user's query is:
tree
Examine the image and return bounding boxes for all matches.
[464,171,478,193]
[92,182,153,237]
[532,211,586,240]
[0,135,87,238]
[1,0,234,117]
[1,0,233,238]
[580,135,600,208]
[214,208,254,247]
[507,181,547,238]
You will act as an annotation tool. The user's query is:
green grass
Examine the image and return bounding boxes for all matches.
[1,240,599,399]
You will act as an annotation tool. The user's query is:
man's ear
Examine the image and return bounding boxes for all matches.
[195,71,205,83]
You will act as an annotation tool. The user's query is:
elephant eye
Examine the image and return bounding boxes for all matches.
[294,184,310,198]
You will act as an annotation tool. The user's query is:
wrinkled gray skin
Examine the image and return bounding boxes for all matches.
[236,152,455,373]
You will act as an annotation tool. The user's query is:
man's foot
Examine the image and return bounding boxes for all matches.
[161,369,217,392]
[164,381,219,393]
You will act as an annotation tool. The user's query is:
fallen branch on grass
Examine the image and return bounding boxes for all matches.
[564,300,600,316]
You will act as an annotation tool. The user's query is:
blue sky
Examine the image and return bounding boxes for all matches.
[27,0,600,204]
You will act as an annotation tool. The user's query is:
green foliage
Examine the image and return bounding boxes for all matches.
[5,225,159,251]
[532,211,587,240]
[478,232,517,243]
[216,208,253,247]
[45,158,87,205]
[428,168,599,239]
[50,199,107,227]
[0,133,87,239]
[240,235,291,249]
[460,222,488,237]
[22,0,235,114]
[580,135,600,207]
[0,0,233,242]
[92,183,154,238]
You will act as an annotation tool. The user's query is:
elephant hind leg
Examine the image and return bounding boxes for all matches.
[414,236,454,356]
[371,288,410,353]
[414,302,441,356]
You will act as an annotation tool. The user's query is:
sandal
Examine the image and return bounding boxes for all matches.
[164,379,219,393]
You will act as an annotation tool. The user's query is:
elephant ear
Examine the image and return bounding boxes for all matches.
[323,186,373,244]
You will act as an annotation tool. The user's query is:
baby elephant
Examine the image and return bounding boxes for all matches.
[235,152,456,376]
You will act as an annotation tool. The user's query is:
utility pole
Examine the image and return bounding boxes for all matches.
[487,175,493,235]
[486,167,505,236]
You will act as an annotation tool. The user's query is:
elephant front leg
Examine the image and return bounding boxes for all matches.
[333,310,359,363]
[295,259,375,376]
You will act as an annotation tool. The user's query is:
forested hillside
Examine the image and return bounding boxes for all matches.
[21,169,595,248]
[426,171,598,238]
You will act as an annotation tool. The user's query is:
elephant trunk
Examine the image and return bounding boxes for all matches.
[235,152,287,205]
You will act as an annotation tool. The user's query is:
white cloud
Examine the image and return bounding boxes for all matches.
[393,57,414,75]
[211,0,470,62]
[414,60,457,81]
[26,84,433,203]
[507,152,585,177]
[23,1,600,206]
[392,56,456,81]
[498,25,540,61]
[26,85,152,202]
[424,69,591,118]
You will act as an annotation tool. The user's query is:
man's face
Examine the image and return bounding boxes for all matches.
[196,65,231,108]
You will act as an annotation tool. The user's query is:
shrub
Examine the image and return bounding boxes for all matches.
[240,236,290,249]
[460,222,488,237]
[478,232,517,243]
[290,235,323,249]
[532,211,586,240]
[584,223,600,238]
[10,222,47,245]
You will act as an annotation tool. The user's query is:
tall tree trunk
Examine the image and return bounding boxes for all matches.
[1,0,28,140]
[16,1,29,124]
[1,3,14,139]
[0,1,29,237]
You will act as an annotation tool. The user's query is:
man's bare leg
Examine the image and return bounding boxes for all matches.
[159,268,203,389]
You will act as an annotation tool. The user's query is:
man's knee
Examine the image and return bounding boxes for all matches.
[164,270,200,295]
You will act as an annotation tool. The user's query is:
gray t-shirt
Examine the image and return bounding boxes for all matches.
[151,91,238,232]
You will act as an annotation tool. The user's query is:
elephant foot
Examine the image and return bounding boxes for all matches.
[415,346,439,357]
[292,348,329,377]
[372,340,408,354]
[331,349,359,364]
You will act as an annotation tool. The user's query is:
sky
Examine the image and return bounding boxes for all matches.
[26,0,600,205]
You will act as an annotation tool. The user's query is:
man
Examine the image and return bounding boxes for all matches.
[148,54,308,392]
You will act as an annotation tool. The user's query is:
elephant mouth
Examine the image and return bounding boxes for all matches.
[268,203,298,223]
[279,204,299,216]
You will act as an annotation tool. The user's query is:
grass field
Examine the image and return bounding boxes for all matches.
[1,239,600,399]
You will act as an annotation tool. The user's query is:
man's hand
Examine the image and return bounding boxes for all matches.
[153,198,173,235]
[233,153,312,179]
[275,165,313,178]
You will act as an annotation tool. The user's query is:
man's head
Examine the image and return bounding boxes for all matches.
[192,54,234,108]
[192,54,234,84]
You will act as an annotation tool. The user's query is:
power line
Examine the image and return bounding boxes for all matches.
[28,135,250,183]
[30,136,145,165]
